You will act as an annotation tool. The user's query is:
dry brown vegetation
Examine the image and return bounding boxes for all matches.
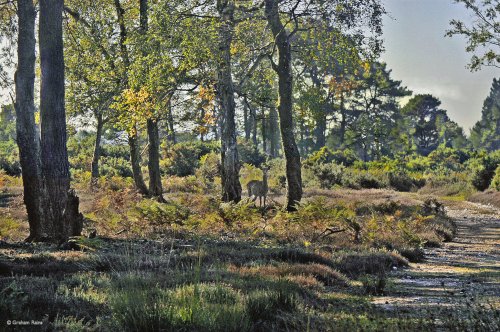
[4,176,492,331]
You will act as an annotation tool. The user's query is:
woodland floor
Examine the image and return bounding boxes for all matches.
[0,188,499,330]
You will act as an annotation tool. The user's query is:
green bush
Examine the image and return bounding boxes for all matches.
[304,147,358,167]
[343,170,387,189]
[470,156,499,191]
[100,156,133,178]
[428,147,470,170]
[310,162,344,189]
[388,171,425,192]
[490,165,500,191]
[0,141,20,176]
[196,152,220,191]
[163,141,219,176]
[237,139,266,167]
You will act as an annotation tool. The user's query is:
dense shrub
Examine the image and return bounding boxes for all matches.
[99,157,133,178]
[428,147,470,170]
[344,170,387,189]
[196,152,220,191]
[388,171,425,192]
[490,165,500,191]
[0,141,20,176]
[470,155,499,191]
[163,141,219,176]
[310,162,344,189]
[237,139,266,167]
[304,147,358,167]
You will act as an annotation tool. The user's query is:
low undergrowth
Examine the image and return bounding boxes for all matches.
[0,185,471,331]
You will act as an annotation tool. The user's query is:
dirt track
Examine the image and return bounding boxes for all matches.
[374,201,500,313]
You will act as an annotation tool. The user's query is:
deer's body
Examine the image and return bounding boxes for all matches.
[247,169,268,207]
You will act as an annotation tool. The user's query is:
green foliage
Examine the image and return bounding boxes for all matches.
[388,171,425,192]
[237,139,266,167]
[470,78,500,151]
[427,147,470,170]
[163,141,219,177]
[309,162,345,189]
[343,170,387,189]
[447,1,500,71]
[136,200,191,226]
[0,104,20,176]
[246,285,298,322]
[304,147,358,167]
[109,281,250,332]
[490,165,500,191]
[470,155,499,191]
[195,152,220,192]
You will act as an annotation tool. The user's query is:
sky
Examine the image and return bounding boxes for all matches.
[381,0,498,132]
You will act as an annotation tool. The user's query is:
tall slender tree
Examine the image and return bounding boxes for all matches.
[265,0,302,211]
[14,0,44,241]
[39,0,82,241]
[114,0,149,196]
[140,0,163,200]
[217,0,242,203]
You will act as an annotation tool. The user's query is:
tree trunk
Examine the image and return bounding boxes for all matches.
[15,0,44,241]
[140,0,163,200]
[314,113,326,151]
[114,0,148,194]
[90,112,104,189]
[339,95,346,147]
[147,119,163,199]
[217,0,241,203]
[265,0,302,211]
[245,99,258,147]
[243,100,250,141]
[310,68,326,151]
[166,97,176,143]
[261,111,267,154]
[128,131,149,195]
[269,107,280,158]
[39,0,82,241]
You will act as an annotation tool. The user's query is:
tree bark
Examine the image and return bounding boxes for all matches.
[243,100,250,141]
[251,105,258,147]
[39,0,82,241]
[314,114,326,150]
[166,97,176,143]
[15,0,44,241]
[261,111,267,154]
[90,112,104,189]
[114,0,149,195]
[339,94,346,147]
[265,0,302,211]
[310,68,326,151]
[217,0,242,203]
[128,131,149,195]
[244,97,258,146]
[269,107,280,158]
[140,0,163,200]
[147,119,163,199]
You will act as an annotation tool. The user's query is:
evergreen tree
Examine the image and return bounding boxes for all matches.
[470,78,500,151]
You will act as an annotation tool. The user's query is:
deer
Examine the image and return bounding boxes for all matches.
[247,167,269,207]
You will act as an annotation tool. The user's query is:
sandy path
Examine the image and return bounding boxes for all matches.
[373,201,500,313]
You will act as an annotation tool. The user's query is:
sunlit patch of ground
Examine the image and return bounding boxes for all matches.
[373,200,500,317]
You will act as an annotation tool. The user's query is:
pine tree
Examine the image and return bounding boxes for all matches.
[470,78,500,151]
